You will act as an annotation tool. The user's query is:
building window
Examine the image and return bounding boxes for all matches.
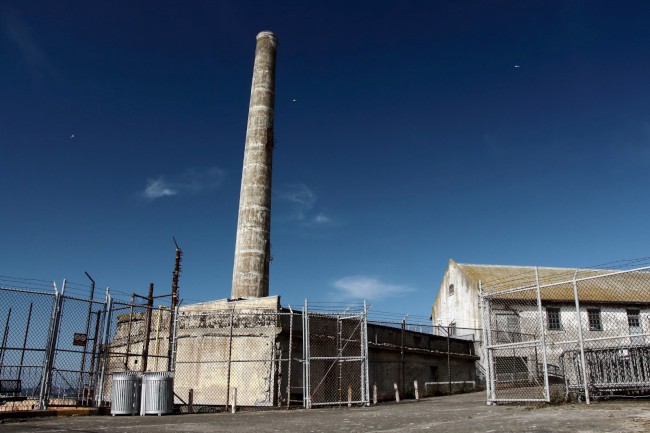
[628,309,643,345]
[628,309,640,328]
[496,313,521,343]
[587,308,602,331]
[449,322,457,336]
[547,307,561,330]
[449,284,454,296]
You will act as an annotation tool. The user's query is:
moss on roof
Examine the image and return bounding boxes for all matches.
[457,263,650,303]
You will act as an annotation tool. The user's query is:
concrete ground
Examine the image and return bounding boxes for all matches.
[1,392,649,433]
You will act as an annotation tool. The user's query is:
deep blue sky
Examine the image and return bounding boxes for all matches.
[2,1,649,319]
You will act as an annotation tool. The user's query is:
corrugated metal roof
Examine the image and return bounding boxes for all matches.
[457,263,650,303]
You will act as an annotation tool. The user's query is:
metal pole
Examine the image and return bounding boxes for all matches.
[154,307,163,370]
[401,318,405,396]
[125,294,134,369]
[303,299,311,408]
[479,282,492,405]
[96,289,112,407]
[141,283,154,372]
[484,288,497,403]
[225,306,235,410]
[78,272,95,399]
[337,314,342,407]
[534,268,550,402]
[447,325,452,395]
[39,280,66,410]
[17,303,33,383]
[286,306,293,409]
[572,271,590,404]
[168,239,181,371]
[0,307,12,374]
[88,310,102,403]
[363,300,370,406]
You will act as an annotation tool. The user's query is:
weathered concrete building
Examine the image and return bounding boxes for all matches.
[106,33,478,409]
[432,259,650,393]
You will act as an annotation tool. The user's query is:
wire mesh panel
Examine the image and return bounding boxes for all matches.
[481,265,650,404]
[485,282,548,402]
[48,294,105,408]
[171,308,302,412]
[100,300,174,405]
[0,287,55,412]
[304,310,368,407]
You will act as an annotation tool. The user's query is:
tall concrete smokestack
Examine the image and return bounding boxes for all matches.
[231,31,277,299]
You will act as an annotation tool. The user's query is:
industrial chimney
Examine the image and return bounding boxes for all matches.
[231,31,277,299]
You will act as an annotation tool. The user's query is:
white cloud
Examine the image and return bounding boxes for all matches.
[332,276,415,300]
[312,213,331,224]
[144,178,177,199]
[275,183,332,225]
[141,167,225,201]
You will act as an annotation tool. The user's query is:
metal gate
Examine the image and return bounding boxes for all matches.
[302,301,370,408]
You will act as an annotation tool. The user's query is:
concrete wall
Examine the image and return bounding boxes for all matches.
[431,260,482,330]
[108,298,479,407]
[368,323,478,400]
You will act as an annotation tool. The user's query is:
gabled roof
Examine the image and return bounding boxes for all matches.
[455,262,650,304]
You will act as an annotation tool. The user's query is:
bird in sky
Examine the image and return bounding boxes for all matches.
[70,134,75,139]
[291,99,297,103]
[514,65,520,68]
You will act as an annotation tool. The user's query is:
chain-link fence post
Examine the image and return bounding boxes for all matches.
[572,271,590,404]
[96,289,112,407]
[534,268,550,402]
[362,300,370,406]
[302,299,311,408]
[38,280,65,410]
[225,307,234,411]
[479,281,492,405]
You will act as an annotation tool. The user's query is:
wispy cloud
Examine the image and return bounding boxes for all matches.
[141,167,225,201]
[275,183,332,226]
[332,276,415,300]
[2,14,55,78]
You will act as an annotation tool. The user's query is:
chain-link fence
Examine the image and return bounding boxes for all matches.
[303,306,369,408]
[481,265,650,404]
[0,277,174,413]
[367,317,481,400]
[0,283,371,413]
